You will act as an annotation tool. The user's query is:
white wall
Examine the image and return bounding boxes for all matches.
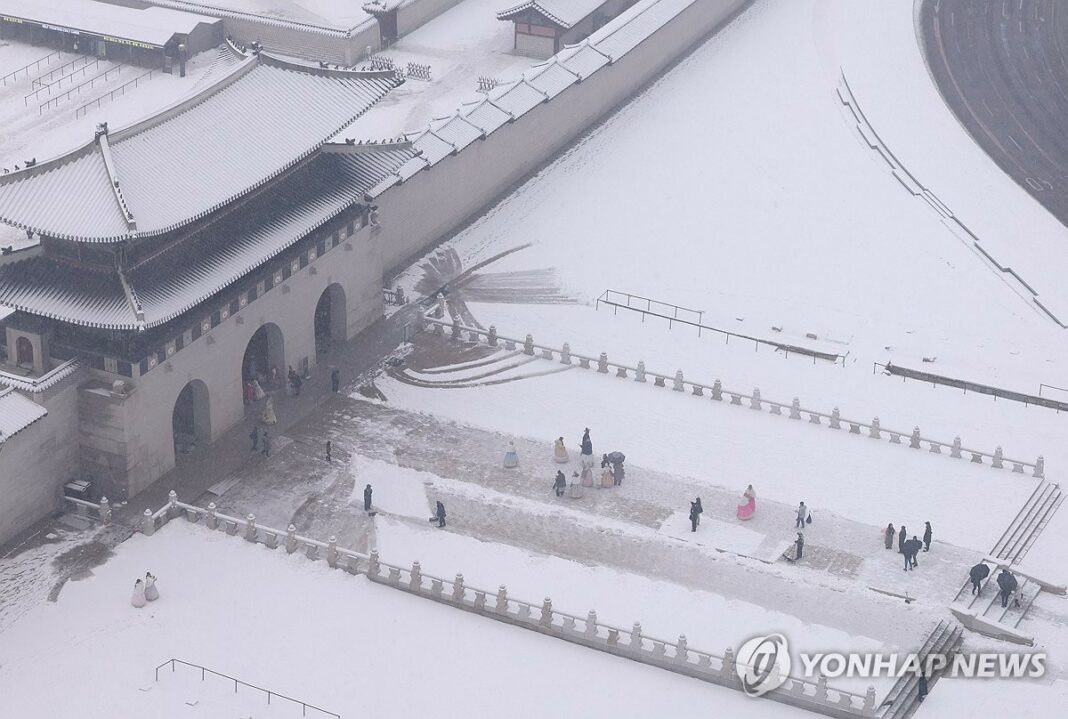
[396,0,466,38]
[376,0,751,275]
[0,382,81,547]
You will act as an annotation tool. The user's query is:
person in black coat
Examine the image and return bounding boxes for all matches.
[694,497,703,525]
[580,428,593,456]
[249,425,259,451]
[969,563,990,595]
[330,366,340,393]
[996,569,1018,608]
[917,671,928,703]
[923,521,932,552]
[363,484,373,511]
[898,525,907,554]
[689,502,700,532]
[904,537,922,570]
[553,470,567,497]
[435,501,446,528]
[794,532,804,561]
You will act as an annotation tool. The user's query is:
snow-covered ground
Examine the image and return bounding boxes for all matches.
[169,0,371,28]
[344,0,536,137]
[0,520,812,718]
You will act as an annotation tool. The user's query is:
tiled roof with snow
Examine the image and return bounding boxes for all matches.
[496,0,608,29]
[0,47,401,243]
[0,0,219,47]
[0,388,47,445]
[0,149,413,331]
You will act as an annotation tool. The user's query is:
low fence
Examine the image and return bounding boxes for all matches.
[76,70,154,119]
[155,658,340,718]
[596,289,845,364]
[877,362,1068,413]
[24,58,101,104]
[1,50,63,87]
[113,493,877,718]
[38,65,124,115]
[419,313,1045,478]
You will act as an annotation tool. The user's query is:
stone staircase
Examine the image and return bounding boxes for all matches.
[948,480,1064,644]
[877,620,963,719]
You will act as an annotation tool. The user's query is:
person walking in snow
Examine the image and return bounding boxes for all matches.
[131,579,147,608]
[144,572,159,602]
[330,365,340,393]
[553,470,567,497]
[579,428,594,468]
[364,484,373,511]
[794,532,804,561]
[795,502,808,529]
[693,497,703,525]
[326,440,332,462]
[553,437,570,464]
[435,501,446,528]
[689,501,700,533]
[261,430,271,458]
[249,425,259,451]
[904,536,922,571]
[884,523,895,550]
[923,521,932,552]
[898,525,907,554]
[917,671,928,703]
[503,441,519,468]
[997,569,1018,608]
[969,563,990,595]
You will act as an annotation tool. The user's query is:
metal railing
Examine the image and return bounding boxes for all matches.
[421,314,1044,478]
[875,362,1068,413]
[38,65,124,115]
[596,289,845,364]
[75,70,154,118]
[25,58,100,103]
[155,658,340,718]
[30,54,93,88]
[1,50,63,86]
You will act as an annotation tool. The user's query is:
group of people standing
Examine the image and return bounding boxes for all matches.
[131,572,159,608]
[542,429,626,496]
[884,521,933,571]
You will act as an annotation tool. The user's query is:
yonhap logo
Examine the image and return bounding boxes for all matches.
[736,633,792,697]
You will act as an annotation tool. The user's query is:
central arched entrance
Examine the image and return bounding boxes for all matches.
[172,379,210,459]
[314,284,347,357]
[242,323,285,398]
[15,336,33,367]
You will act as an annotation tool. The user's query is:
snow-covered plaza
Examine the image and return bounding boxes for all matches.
[3,0,1068,717]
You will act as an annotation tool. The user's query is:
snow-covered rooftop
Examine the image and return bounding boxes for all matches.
[0,47,400,243]
[0,0,220,47]
[496,0,607,29]
[0,387,46,445]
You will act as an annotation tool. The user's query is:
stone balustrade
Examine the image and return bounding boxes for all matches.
[421,316,1045,479]
[125,494,877,718]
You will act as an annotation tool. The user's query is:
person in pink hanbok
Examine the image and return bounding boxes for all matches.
[736,484,756,520]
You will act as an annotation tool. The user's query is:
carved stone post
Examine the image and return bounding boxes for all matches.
[452,573,465,602]
[141,509,155,536]
[1035,456,1045,479]
[410,561,422,590]
[635,361,646,382]
[750,388,762,410]
[450,319,460,341]
[496,585,508,612]
[487,326,498,347]
[816,675,828,701]
[630,622,643,652]
[951,436,962,458]
[673,370,684,391]
[711,379,723,401]
[909,426,921,449]
[789,397,802,419]
[992,446,1004,469]
[368,549,380,578]
[244,514,257,542]
[597,352,609,373]
[523,334,534,355]
[327,537,339,567]
[722,647,736,678]
[206,502,218,530]
[98,496,112,524]
[285,524,297,554]
[863,686,876,714]
[586,610,598,637]
[540,597,553,627]
[869,417,881,439]
[167,490,179,519]
[676,635,688,664]
[830,407,841,429]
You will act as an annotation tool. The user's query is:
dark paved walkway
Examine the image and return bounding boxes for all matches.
[921,0,1068,227]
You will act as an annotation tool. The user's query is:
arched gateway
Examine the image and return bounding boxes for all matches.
[314,284,347,356]
[172,380,211,459]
